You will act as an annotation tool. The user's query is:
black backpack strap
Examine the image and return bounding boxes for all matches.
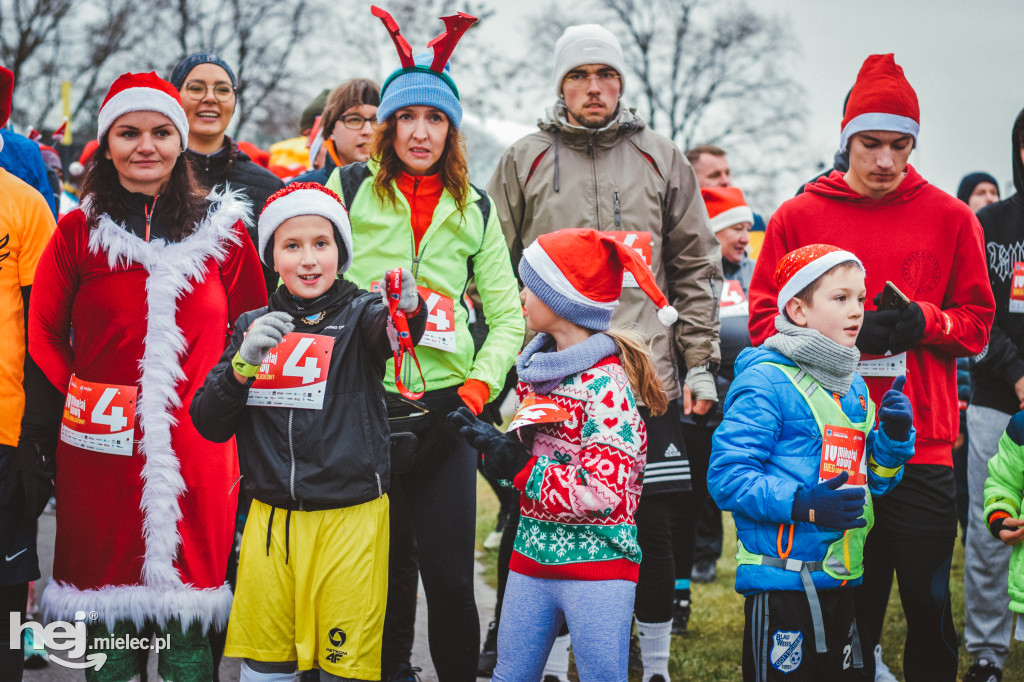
[335,162,372,208]
[470,182,491,231]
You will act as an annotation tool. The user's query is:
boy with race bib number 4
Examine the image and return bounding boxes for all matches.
[708,244,915,681]
[190,182,427,681]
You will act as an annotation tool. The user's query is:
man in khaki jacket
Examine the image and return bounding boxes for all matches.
[482,23,722,682]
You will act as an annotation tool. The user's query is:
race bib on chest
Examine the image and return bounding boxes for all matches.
[508,393,571,432]
[371,281,457,353]
[605,232,653,287]
[719,279,748,318]
[1010,262,1024,313]
[246,333,334,410]
[819,424,867,487]
[60,375,137,456]
[857,352,906,377]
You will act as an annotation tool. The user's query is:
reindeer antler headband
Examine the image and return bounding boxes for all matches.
[371,5,477,100]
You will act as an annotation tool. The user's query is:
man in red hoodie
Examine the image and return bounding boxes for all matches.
[748,54,994,681]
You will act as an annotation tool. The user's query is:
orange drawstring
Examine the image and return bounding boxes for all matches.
[777,523,795,559]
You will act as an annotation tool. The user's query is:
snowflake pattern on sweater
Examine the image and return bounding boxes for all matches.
[510,356,646,581]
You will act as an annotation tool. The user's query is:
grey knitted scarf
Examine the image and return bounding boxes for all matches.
[763,316,861,396]
[517,332,619,395]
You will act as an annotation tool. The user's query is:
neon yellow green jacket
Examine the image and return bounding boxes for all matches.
[983,413,1024,613]
[327,160,524,399]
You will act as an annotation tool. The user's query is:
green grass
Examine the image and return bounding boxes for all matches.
[475,476,1024,681]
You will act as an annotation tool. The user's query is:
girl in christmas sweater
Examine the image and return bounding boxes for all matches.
[451,228,678,681]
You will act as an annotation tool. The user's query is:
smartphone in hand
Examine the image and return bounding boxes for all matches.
[878,281,910,312]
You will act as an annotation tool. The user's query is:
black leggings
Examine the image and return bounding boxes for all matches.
[635,491,699,622]
[681,422,723,569]
[0,583,28,682]
[382,438,480,680]
[853,469,959,681]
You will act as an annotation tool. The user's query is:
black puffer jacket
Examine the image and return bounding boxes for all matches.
[186,137,284,296]
[190,281,426,510]
[972,106,1024,415]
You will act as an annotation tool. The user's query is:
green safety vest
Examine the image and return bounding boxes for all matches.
[735,362,876,658]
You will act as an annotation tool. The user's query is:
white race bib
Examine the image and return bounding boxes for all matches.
[60,375,137,456]
[246,333,335,409]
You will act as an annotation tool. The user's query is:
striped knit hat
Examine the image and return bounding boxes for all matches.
[97,72,189,148]
[520,228,677,331]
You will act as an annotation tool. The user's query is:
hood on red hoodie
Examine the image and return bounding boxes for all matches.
[804,163,929,206]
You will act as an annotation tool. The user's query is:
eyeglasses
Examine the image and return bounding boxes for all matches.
[339,114,378,130]
[562,70,621,91]
[182,81,235,102]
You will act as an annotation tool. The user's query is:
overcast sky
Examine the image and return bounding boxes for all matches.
[480,0,1024,207]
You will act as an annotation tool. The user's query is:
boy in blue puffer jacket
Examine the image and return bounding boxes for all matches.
[709,244,916,681]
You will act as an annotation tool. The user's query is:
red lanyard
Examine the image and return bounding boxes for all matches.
[385,268,425,400]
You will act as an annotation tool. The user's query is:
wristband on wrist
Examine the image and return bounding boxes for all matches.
[231,351,260,378]
[867,455,901,479]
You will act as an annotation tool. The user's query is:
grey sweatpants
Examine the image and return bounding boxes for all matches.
[492,570,635,681]
[965,404,1014,666]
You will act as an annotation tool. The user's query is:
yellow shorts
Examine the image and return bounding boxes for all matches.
[224,496,389,679]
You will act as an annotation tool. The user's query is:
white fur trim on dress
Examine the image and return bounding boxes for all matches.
[42,582,234,634]
[777,249,863,313]
[42,187,247,628]
[522,241,618,312]
[97,87,189,149]
[839,112,919,152]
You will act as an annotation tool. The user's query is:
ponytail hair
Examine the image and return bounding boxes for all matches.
[605,328,668,416]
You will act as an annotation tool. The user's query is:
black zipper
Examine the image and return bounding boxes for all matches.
[614,192,621,227]
[587,136,600,225]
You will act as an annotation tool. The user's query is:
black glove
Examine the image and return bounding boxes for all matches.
[791,471,866,530]
[888,302,926,354]
[856,308,900,355]
[448,407,531,481]
[0,440,55,520]
[860,294,926,355]
[478,401,503,427]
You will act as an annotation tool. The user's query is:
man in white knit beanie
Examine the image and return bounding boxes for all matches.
[482,22,723,682]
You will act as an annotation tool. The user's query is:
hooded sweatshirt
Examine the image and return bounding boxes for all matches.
[748,165,994,467]
[971,106,1024,415]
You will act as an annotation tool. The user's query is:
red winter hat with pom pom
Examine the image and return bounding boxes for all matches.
[519,228,677,331]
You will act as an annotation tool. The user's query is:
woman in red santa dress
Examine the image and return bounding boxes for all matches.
[28,72,266,679]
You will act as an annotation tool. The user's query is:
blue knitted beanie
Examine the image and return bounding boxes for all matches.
[376,53,462,128]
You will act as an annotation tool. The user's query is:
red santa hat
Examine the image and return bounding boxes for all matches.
[702,187,753,233]
[0,65,11,128]
[519,228,678,331]
[840,54,919,152]
[97,72,189,149]
[775,244,864,314]
[257,182,353,274]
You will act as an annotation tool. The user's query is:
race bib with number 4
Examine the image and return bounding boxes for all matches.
[605,232,653,287]
[60,374,137,456]
[719,280,748,318]
[372,281,457,353]
[819,424,867,488]
[508,393,572,432]
[246,333,334,409]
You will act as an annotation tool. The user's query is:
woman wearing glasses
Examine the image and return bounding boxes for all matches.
[293,78,381,187]
[169,52,284,297]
